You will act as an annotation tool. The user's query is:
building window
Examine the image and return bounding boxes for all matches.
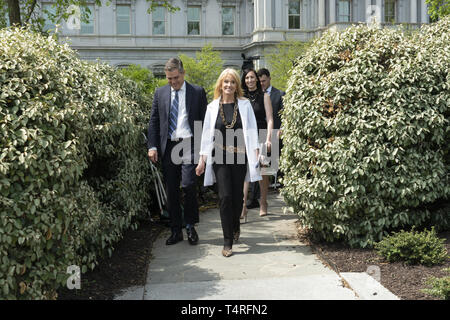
[222,7,234,35]
[80,5,95,34]
[116,4,131,35]
[187,6,201,35]
[338,0,351,22]
[384,0,396,23]
[288,0,301,29]
[152,6,166,35]
[42,3,56,31]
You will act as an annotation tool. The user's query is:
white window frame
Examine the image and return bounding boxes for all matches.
[288,0,301,30]
[222,6,235,36]
[42,3,56,32]
[80,4,95,35]
[187,5,201,36]
[116,4,131,35]
[384,0,396,23]
[152,6,166,35]
[337,0,352,22]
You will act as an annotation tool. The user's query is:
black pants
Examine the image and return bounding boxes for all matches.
[162,139,199,232]
[213,162,247,248]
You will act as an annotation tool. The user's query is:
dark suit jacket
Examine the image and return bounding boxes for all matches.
[147,82,207,158]
[269,86,285,130]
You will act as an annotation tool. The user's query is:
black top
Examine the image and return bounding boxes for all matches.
[213,102,246,164]
[246,90,266,130]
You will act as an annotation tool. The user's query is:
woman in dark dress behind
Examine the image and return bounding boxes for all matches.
[240,68,274,219]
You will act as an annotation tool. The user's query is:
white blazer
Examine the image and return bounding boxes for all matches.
[199,97,262,186]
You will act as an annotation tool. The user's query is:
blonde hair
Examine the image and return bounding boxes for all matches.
[213,68,244,100]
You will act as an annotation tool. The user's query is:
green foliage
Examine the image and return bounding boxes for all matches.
[0,27,154,299]
[180,44,223,101]
[265,40,312,92]
[280,18,450,248]
[423,268,450,300]
[119,64,165,98]
[426,0,450,21]
[374,228,448,266]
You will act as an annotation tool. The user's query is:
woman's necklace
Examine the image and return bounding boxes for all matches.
[247,90,258,103]
[219,99,238,129]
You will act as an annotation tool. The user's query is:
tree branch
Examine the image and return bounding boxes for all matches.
[24,0,37,24]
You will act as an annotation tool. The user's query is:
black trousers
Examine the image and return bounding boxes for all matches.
[213,162,247,247]
[162,139,199,232]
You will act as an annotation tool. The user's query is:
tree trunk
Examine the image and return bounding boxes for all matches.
[7,0,22,26]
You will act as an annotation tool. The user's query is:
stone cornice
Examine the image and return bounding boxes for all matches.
[184,0,209,6]
[217,0,243,5]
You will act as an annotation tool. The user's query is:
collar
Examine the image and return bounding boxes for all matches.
[266,86,273,94]
[171,81,186,94]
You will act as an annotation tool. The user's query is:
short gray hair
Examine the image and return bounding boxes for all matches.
[165,57,184,73]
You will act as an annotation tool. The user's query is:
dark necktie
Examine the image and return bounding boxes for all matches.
[168,90,179,138]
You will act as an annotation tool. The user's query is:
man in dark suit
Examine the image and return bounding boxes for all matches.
[148,58,207,246]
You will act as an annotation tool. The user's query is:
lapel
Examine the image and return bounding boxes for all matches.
[164,84,171,121]
[185,81,192,117]
[237,98,248,131]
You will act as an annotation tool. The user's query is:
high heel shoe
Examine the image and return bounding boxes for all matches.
[240,206,248,223]
[259,201,268,217]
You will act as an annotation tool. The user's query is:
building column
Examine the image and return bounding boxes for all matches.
[329,0,336,24]
[253,0,258,31]
[318,0,325,27]
[376,0,382,22]
[421,0,428,23]
[263,0,272,30]
[365,0,372,23]
[257,0,264,30]
[410,0,418,23]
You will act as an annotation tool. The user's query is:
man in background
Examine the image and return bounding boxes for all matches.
[258,68,285,188]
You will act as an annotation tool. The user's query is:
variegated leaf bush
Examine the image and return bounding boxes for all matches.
[280,17,449,248]
[0,28,153,299]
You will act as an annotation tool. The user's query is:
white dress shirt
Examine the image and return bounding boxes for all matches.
[170,81,192,140]
[265,85,273,95]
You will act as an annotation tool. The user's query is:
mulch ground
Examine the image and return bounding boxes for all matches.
[299,225,450,300]
[57,218,167,300]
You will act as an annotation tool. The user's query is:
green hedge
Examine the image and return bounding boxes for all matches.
[0,28,153,299]
[280,18,450,248]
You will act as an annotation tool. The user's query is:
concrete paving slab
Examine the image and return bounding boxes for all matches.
[340,272,399,300]
[144,274,357,300]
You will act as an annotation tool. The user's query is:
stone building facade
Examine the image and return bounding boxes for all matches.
[46,0,430,74]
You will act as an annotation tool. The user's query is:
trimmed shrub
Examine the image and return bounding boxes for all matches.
[423,268,450,300]
[375,227,448,266]
[0,28,153,299]
[280,18,450,247]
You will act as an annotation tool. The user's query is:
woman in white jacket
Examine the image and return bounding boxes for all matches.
[196,68,261,257]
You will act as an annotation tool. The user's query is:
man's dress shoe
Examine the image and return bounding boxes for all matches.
[166,231,183,245]
[186,227,199,245]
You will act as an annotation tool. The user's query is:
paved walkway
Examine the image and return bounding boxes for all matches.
[115,191,398,300]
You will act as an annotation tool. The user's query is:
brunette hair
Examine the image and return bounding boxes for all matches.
[241,68,263,96]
